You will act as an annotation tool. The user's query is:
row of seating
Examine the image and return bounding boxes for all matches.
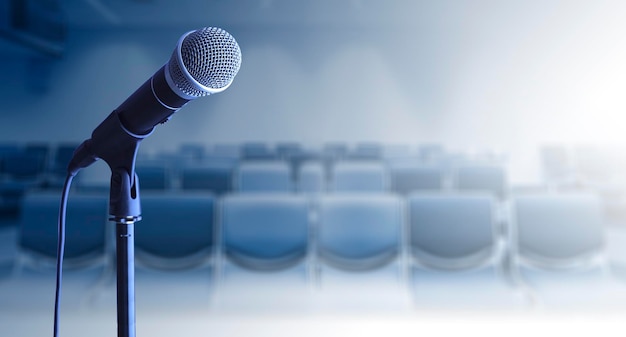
[11,141,625,194]
[0,141,472,173]
[0,141,501,186]
[107,161,507,198]
[0,142,505,218]
[8,190,622,310]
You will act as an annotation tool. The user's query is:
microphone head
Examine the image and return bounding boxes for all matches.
[166,27,242,99]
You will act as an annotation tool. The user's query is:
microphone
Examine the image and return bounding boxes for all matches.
[68,27,242,175]
[54,29,241,337]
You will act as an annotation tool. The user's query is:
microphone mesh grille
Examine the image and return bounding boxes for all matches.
[169,27,242,97]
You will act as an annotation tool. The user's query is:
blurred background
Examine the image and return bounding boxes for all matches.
[2,1,626,336]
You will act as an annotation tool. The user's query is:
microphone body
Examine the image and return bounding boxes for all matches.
[68,65,189,175]
[117,65,190,135]
[68,27,241,176]
[66,27,241,217]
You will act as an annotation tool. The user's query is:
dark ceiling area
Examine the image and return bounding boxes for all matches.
[0,0,441,58]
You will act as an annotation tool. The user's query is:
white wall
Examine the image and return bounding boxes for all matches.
[3,1,626,183]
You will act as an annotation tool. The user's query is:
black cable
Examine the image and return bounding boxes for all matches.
[54,174,75,337]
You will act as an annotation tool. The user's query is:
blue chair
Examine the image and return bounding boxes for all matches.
[52,143,80,174]
[313,194,410,312]
[18,192,108,268]
[408,193,529,310]
[153,151,192,172]
[5,192,108,311]
[330,161,388,193]
[215,194,312,312]
[241,142,275,161]
[275,142,302,159]
[382,144,414,161]
[390,163,445,195]
[286,149,322,179]
[0,144,26,217]
[322,143,348,160]
[179,143,206,162]
[275,143,305,178]
[453,164,508,198]
[0,150,48,216]
[512,193,626,310]
[234,161,293,193]
[317,194,403,270]
[0,143,20,174]
[0,149,47,214]
[297,161,325,194]
[135,164,171,191]
[180,161,235,195]
[74,159,111,192]
[2,151,46,180]
[211,143,241,159]
[417,143,445,162]
[220,194,310,270]
[135,193,215,270]
[348,142,383,161]
[46,143,80,189]
[131,192,217,312]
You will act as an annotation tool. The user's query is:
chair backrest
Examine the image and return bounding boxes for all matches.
[19,192,108,267]
[390,163,444,195]
[322,143,348,160]
[330,161,388,193]
[0,143,20,174]
[135,165,171,190]
[382,144,414,161]
[2,151,47,179]
[211,143,241,160]
[179,143,206,161]
[317,194,403,270]
[135,193,215,269]
[408,193,496,270]
[241,142,276,161]
[220,194,310,270]
[512,193,605,268]
[275,142,302,159]
[74,160,110,192]
[453,165,507,198]
[235,161,293,193]
[180,163,234,195]
[0,143,19,156]
[297,161,325,194]
[52,143,80,175]
[348,143,383,161]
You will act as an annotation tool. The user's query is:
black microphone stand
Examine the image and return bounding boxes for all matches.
[115,216,136,337]
[82,111,150,337]
[110,168,141,337]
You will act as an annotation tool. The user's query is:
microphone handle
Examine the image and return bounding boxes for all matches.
[117,65,190,135]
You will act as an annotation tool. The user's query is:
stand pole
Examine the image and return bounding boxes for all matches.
[69,111,146,337]
[116,219,137,337]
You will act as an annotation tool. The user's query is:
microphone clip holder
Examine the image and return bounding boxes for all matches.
[70,109,153,220]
